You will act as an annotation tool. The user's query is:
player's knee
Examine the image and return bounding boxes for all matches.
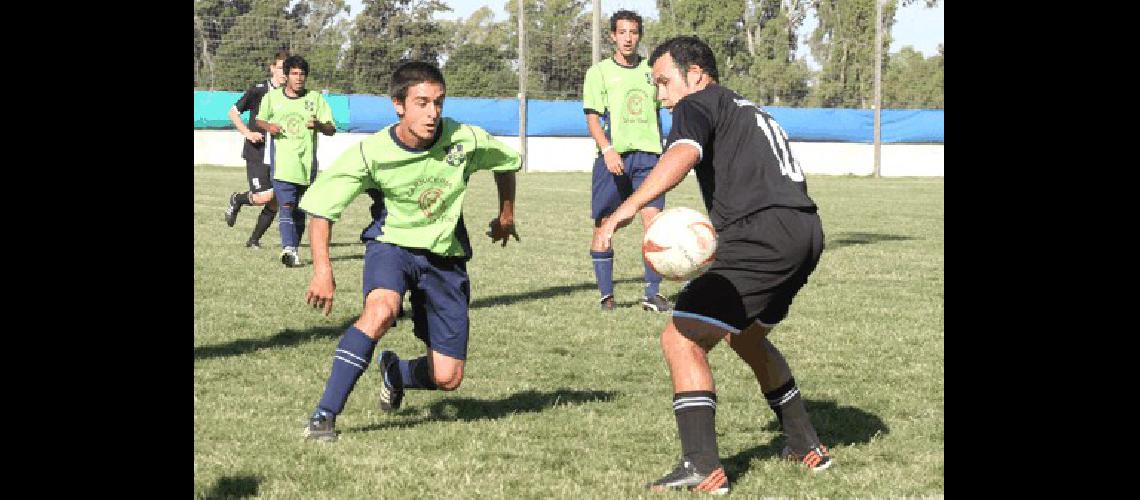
[356,302,396,338]
[433,368,463,391]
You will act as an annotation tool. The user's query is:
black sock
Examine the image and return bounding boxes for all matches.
[673,391,721,474]
[764,377,820,453]
[249,205,277,243]
[234,192,252,206]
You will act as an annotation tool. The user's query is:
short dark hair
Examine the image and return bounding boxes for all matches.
[271,50,289,65]
[649,36,719,82]
[283,55,309,75]
[610,9,642,34]
[389,61,446,102]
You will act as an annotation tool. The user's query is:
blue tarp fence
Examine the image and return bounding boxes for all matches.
[195,91,943,143]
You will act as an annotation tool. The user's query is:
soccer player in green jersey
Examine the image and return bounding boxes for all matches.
[582,10,670,313]
[255,55,336,267]
[299,62,521,442]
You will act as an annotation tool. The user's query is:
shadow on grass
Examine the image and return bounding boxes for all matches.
[471,277,645,309]
[722,399,888,482]
[827,232,915,250]
[194,321,352,361]
[349,388,618,433]
[195,278,648,361]
[200,474,260,499]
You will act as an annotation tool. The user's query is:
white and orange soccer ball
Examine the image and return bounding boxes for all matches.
[642,207,717,281]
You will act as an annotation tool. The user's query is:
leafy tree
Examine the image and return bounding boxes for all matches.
[506,0,593,100]
[209,0,294,90]
[341,0,451,95]
[882,45,942,109]
[649,1,810,106]
[441,7,517,98]
[807,0,898,108]
[194,0,255,88]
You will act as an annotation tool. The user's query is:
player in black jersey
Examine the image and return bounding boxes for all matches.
[595,36,831,494]
[224,50,288,249]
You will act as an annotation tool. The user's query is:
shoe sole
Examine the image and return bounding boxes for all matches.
[378,354,403,412]
[640,302,671,312]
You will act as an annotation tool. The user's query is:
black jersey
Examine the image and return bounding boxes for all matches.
[664,85,816,229]
[233,79,277,160]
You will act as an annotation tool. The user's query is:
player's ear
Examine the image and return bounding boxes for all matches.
[392,98,405,118]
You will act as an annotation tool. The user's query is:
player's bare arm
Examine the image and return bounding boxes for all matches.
[229,105,263,143]
[585,113,624,175]
[256,118,283,136]
[487,171,519,246]
[593,143,700,251]
[305,216,337,316]
[306,116,336,136]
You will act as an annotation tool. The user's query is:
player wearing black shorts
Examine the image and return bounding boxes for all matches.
[596,36,830,494]
[223,50,288,249]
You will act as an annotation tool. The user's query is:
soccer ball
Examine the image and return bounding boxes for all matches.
[642,207,717,281]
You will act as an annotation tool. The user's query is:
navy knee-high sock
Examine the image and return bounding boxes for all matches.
[278,203,298,248]
[591,250,615,298]
[644,259,662,297]
[316,326,377,415]
[397,356,438,390]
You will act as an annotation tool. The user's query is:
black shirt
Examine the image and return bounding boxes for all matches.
[233,79,277,160]
[665,84,816,229]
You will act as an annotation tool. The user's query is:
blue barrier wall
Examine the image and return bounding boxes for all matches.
[194,91,943,143]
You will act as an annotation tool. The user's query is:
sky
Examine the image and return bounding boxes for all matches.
[343,0,943,61]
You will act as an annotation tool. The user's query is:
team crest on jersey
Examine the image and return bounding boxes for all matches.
[305,101,315,112]
[445,143,466,167]
[419,188,444,218]
[645,72,652,86]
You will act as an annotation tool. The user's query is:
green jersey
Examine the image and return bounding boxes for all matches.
[299,118,520,258]
[255,88,335,185]
[582,57,662,155]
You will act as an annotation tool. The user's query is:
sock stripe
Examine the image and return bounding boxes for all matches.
[334,355,365,370]
[336,348,368,364]
[767,386,800,407]
[674,397,717,411]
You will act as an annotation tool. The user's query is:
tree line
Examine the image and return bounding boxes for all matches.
[194,0,942,109]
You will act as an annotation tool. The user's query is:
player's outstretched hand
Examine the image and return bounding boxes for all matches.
[487,217,520,247]
[305,270,337,316]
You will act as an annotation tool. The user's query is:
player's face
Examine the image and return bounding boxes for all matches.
[610,19,640,59]
[286,68,307,93]
[269,59,286,86]
[652,53,705,110]
[395,82,445,143]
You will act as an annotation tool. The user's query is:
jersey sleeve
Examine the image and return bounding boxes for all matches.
[582,65,606,115]
[665,98,714,160]
[316,94,336,128]
[255,90,273,122]
[467,125,521,175]
[234,84,261,113]
[298,141,371,222]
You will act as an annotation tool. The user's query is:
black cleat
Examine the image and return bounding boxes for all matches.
[646,460,730,495]
[304,410,338,442]
[224,192,241,227]
[378,351,404,412]
[599,295,616,311]
[640,293,672,312]
[245,240,261,249]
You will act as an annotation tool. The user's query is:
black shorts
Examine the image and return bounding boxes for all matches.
[673,207,824,332]
[245,156,273,193]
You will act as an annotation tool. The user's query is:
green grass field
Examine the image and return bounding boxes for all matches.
[194,165,943,498]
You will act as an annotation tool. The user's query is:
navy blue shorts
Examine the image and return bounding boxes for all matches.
[362,240,472,360]
[591,150,666,221]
